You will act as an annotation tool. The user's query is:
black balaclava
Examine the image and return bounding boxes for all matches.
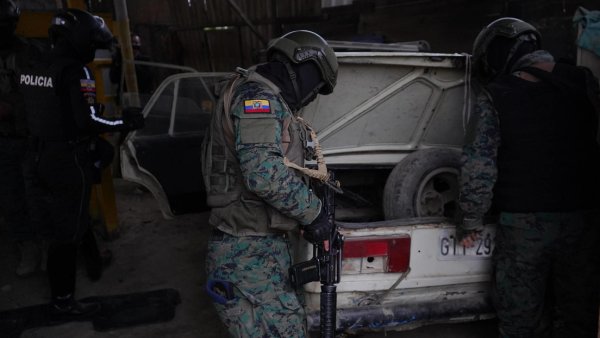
[51,34,95,64]
[51,37,75,58]
[256,58,324,113]
[505,40,538,72]
[487,35,538,76]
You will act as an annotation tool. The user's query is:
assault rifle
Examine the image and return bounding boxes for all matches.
[289,172,344,338]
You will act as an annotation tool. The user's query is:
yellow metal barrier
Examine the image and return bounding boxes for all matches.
[89,58,121,239]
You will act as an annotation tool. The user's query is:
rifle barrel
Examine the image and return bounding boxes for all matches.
[320,284,337,338]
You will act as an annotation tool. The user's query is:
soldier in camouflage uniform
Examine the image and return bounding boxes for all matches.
[201,30,338,337]
[458,18,600,338]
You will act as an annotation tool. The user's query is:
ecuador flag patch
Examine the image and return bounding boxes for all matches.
[80,79,96,92]
[244,99,271,114]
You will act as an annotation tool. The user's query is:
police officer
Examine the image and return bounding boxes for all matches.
[19,8,143,317]
[458,18,600,338]
[0,0,43,277]
[109,32,153,100]
[202,30,338,337]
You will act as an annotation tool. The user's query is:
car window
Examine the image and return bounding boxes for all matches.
[172,77,219,135]
[137,82,174,136]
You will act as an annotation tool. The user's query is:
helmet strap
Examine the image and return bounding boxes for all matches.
[279,58,302,110]
[299,82,324,108]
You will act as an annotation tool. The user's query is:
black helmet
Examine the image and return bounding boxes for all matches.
[267,30,338,95]
[49,8,113,63]
[472,17,541,83]
[0,0,19,40]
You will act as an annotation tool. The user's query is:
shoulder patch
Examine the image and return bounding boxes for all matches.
[244,99,271,114]
[80,79,96,92]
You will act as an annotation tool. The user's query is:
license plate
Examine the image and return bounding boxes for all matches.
[437,227,495,260]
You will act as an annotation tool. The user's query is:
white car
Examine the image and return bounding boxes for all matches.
[119,51,496,334]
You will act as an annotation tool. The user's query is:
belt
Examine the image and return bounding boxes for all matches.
[211,228,287,239]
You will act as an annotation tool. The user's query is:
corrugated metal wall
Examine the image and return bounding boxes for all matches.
[127,0,322,72]
[72,0,598,73]
[356,0,599,62]
[124,0,598,73]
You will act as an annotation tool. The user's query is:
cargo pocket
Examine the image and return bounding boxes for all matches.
[214,296,257,338]
[260,292,305,337]
[277,292,301,311]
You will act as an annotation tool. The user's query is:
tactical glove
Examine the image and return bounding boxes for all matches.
[302,205,332,244]
[456,216,484,244]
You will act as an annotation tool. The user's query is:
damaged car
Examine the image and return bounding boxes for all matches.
[119,49,496,334]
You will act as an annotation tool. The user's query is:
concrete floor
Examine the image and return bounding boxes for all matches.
[0,179,499,338]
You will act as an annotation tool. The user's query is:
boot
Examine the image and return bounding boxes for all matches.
[50,294,100,320]
[16,240,39,277]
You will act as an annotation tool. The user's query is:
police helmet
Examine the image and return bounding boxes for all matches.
[267,30,338,94]
[49,8,113,62]
[472,17,541,82]
[0,0,19,38]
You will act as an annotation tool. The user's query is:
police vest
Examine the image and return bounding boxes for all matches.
[18,57,79,142]
[201,68,311,236]
[488,63,600,212]
[0,37,40,138]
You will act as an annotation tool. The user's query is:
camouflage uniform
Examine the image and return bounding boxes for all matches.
[459,51,600,338]
[204,71,320,337]
[206,233,305,338]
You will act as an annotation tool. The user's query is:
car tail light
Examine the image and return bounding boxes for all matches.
[342,237,410,274]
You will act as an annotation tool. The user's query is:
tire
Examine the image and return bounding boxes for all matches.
[383,148,461,220]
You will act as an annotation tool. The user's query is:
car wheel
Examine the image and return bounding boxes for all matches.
[383,148,461,219]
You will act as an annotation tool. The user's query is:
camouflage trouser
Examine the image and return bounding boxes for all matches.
[206,230,307,338]
[494,211,600,338]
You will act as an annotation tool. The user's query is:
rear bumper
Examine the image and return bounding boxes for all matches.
[306,295,494,333]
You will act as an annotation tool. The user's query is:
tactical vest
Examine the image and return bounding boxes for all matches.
[201,68,312,236]
[19,58,79,142]
[0,37,34,138]
[488,63,600,212]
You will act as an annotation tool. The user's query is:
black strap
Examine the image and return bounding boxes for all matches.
[519,65,600,142]
[517,66,579,95]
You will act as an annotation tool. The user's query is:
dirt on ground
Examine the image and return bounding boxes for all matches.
[0,179,228,338]
[0,179,512,338]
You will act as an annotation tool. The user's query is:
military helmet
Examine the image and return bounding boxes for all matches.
[267,30,338,94]
[49,8,113,61]
[472,17,541,82]
[0,0,19,37]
